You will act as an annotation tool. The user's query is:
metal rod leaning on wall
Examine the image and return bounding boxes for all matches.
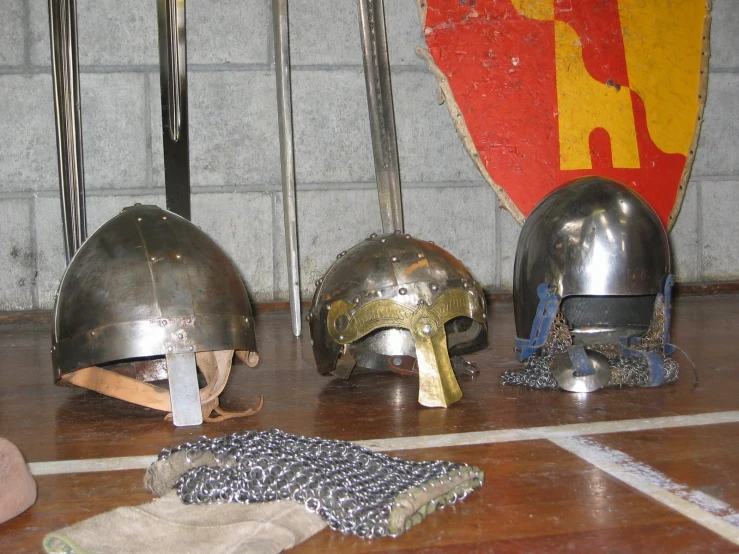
[48,0,87,263]
[156,0,191,220]
[273,0,302,337]
[357,0,404,234]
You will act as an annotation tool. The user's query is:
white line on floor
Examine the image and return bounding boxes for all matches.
[28,409,739,476]
[551,435,739,546]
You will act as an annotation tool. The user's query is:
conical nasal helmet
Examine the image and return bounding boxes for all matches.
[52,205,260,426]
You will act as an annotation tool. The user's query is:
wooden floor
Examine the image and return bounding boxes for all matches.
[1,295,739,552]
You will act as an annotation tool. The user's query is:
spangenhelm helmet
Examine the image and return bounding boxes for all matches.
[309,232,488,408]
[52,204,261,426]
[509,177,677,391]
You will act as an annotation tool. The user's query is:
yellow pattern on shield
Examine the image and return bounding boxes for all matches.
[554,21,640,170]
[512,0,640,170]
[618,0,705,156]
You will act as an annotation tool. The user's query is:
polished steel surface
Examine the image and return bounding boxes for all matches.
[514,177,670,340]
[549,348,612,392]
[165,352,203,426]
[52,204,257,379]
[157,0,191,219]
[48,0,87,263]
[357,0,404,233]
[309,233,487,378]
[273,0,302,337]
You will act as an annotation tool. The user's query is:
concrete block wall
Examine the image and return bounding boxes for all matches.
[0,0,736,311]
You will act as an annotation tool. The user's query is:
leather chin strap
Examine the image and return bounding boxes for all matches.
[60,350,263,423]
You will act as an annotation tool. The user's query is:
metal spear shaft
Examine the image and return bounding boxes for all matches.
[156,0,191,220]
[48,0,87,263]
[357,0,404,234]
[273,0,302,337]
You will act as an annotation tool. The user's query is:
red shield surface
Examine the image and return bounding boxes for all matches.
[418,0,710,229]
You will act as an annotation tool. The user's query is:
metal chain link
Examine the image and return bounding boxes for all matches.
[158,429,478,538]
[502,301,679,389]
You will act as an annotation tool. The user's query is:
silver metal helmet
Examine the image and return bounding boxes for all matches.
[309,232,488,408]
[511,177,675,391]
[52,204,260,426]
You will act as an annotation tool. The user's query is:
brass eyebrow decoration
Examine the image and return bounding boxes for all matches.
[327,289,486,408]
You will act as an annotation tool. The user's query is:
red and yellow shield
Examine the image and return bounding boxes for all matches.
[418,0,710,228]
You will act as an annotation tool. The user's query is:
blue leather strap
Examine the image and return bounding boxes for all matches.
[569,345,595,377]
[515,284,561,362]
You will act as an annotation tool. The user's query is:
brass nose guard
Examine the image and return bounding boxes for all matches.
[327,289,484,408]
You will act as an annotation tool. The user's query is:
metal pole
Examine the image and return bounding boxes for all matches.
[156,0,191,220]
[273,0,302,337]
[357,0,404,233]
[48,0,87,264]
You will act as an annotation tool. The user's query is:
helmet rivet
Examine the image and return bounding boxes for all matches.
[337,251,346,258]
[395,229,402,234]
[188,345,194,351]
[137,217,142,222]
[405,234,411,239]
[391,256,399,263]
[353,296,361,304]
[91,331,95,336]
[380,238,386,243]
[167,346,173,352]
[150,257,156,262]
[429,240,435,245]
[338,335,345,341]
[315,278,323,287]
[176,254,182,259]
[422,324,433,335]
[462,281,469,289]
[162,216,167,220]
[177,332,184,339]
[430,283,439,291]
[417,252,424,258]
[370,233,377,239]
[392,357,404,366]
[161,319,168,326]
[418,299,426,306]
[399,287,407,295]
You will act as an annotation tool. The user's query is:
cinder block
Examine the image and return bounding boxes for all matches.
[498,204,522,291]
[701,179,739,281]
[288,188,382,298]
[710,0,739,70]
[403,185,497,287]
[385,0,426,67]
[292,70,374,184]
[693,73,739,176]
[35,194,165,309]
[288,0,362,66]
[80,73,149,188]
[0,75,58,191]
[668,181,699,283]
[154,71,280,187]
[0,199,34,310]
[192,192,274,300]
[29,0,157,66]
[0,0,24,66]
[393,72,486,184]
[189,0,269,65]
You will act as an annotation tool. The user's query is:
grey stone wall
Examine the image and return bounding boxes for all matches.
[0,0,736,310]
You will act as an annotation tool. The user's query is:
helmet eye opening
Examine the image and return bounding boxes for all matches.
[561,294,657,343]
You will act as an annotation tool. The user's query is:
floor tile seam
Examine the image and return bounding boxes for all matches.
[549,435,739,546]
[27,410,739,476]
